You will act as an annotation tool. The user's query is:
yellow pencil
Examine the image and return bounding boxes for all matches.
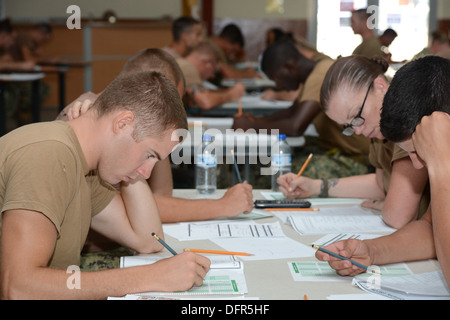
[238,100,243,115]
[184,248,253,256]
[296,153,313,178]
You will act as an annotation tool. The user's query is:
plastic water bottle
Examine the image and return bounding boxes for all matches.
[271,134,292,191]
[196,134,217,194]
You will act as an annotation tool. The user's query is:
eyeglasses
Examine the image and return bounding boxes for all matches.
[342,81,374,137]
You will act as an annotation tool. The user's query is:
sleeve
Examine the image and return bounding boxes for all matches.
[87,174,117,217]
[2,142,79,233]
[391,144,409,164]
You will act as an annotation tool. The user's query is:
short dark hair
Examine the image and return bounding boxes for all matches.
[382,28,398,38]
[380,56,450,142]
[219,23,244,47]
[172,16,200,42]
[261,39,315,91]
[352,8,370,21]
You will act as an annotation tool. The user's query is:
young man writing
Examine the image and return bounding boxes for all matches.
[0,71,210,299]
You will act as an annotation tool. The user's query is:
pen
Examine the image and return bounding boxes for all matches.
[296,153,313,178]
[184,248,253,256]
[152,232,177,256]
[264,208,319,211]
[230,150,242,183]
[312,244,379,274]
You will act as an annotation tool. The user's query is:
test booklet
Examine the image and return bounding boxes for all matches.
[120,255,248,296]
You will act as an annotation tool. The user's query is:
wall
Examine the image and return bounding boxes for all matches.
[3,0,181,20]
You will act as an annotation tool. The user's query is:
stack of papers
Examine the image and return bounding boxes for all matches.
[353,270,450,300]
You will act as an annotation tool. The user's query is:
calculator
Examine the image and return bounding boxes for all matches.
[254,199,311,209]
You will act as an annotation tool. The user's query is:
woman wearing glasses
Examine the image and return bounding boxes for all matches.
[278,56,430,229]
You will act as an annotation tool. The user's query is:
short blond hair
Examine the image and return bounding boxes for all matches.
[92,71,187,141]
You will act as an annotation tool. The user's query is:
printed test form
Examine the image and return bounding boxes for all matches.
[163,221,285,241]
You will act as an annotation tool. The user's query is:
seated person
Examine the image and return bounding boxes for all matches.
[176,41,245,110]
[0,19,36,71]
[278,55,429,229]
[413,30,449,60]
[315,56,450,286]
[234,40,371,182]
[0,19,38,128]
[162,16,205,59]
[209,23,260,79]
[262,35,331,102]
[7,22,54,64]
[0,71,210,299]
[59,48,253,227]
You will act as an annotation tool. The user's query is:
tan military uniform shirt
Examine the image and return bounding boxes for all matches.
[0,121,116,268]
[352,36,383,59]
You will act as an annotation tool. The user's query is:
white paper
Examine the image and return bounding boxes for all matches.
[313,233,383,247]
[211,237,315,260]
[287,215,396,235]
[288,261,412,282]
[120,255,248,296]
[353,270,450,300]
[163,221,285,241]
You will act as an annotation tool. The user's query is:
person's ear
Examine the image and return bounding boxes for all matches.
[113,110,135,134]
[373,76,389,95]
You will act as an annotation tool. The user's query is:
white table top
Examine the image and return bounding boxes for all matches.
[0,73,45,82]
[142,189,442,300]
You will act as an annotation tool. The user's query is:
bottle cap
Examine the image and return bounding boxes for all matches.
[202,134,213,141]
[278,134,287,140]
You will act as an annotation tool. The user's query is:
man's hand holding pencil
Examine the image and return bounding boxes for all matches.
[314,239,374,277]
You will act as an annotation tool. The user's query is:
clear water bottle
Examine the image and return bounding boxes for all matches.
[271,134,292,191]
[196,134,217,194]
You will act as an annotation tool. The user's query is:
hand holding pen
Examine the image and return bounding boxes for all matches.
[313,239,377,276]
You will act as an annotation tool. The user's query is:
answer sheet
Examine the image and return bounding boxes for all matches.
[163,221,285,241]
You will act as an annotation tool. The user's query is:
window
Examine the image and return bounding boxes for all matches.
[317,0,430,61]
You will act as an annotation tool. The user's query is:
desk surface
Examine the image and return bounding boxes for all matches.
[130,189,441,300]
[0,72,45,82]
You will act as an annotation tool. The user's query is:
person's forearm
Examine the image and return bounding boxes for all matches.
[381,159,429,229]
[155,195,223,223]
[325,173,385,199]
[428,167,450,285]
[258,100,321,136]
[2,259,186,300]
[148,158,173,197]
[119,178,164,252]
[366,216,436,266]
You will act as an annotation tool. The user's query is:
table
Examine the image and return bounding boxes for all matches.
[156,189,441,300]
[39,60,91,111]
[187,92,292,117]
[0,72,45,136]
